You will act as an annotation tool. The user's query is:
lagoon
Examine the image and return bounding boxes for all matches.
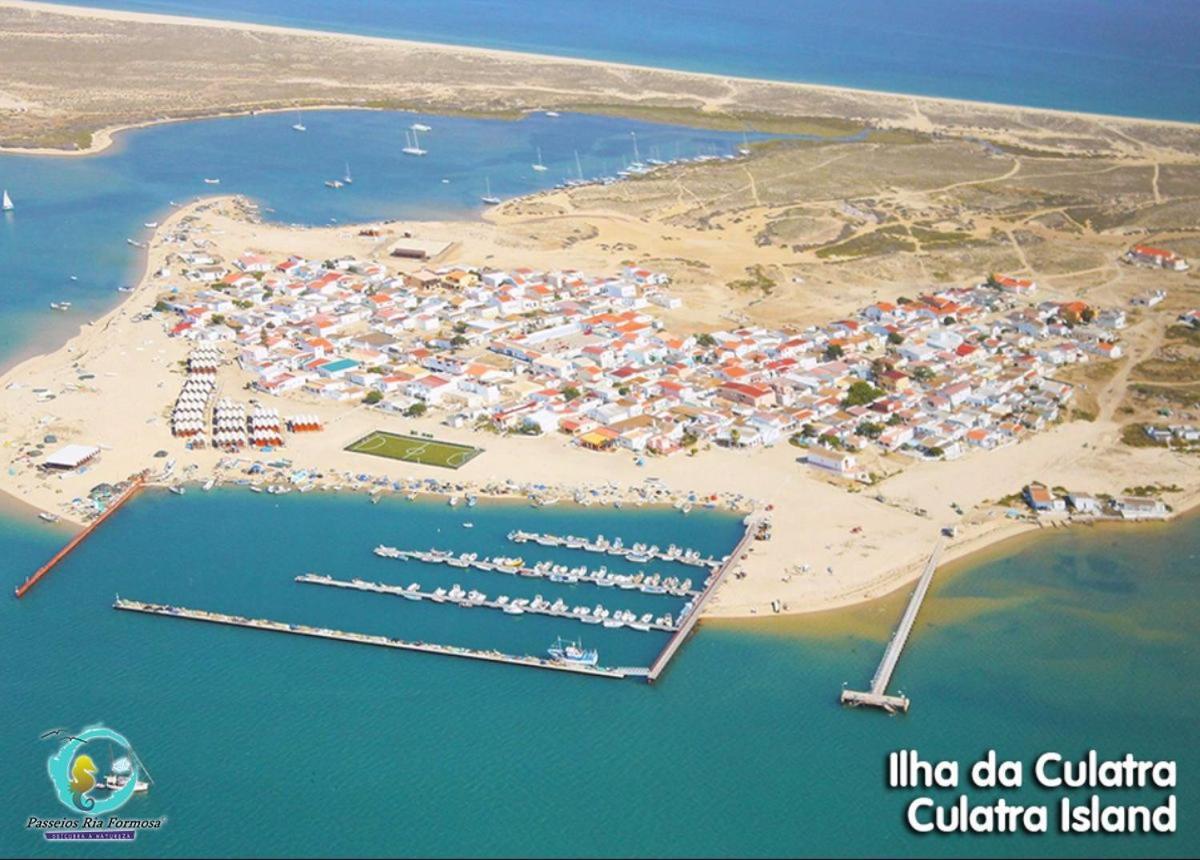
[0,109,769,368]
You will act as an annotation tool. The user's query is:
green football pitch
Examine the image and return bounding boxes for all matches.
[345,431,482,469]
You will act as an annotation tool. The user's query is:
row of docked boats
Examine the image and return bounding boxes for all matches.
[298,573,682,631]
[505,530,718,568]
[374,546,704,596]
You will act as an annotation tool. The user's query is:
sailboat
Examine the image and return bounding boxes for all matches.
[737,130,752,157]
[410,122,432,132]
[102,741,152,795]
[342,162,353,185]
[1,189,12,211]
[291,111,307,132]
[627,132,648,174]
[532,147,548,172]
[402,128,427,156]
[481,177,500,206]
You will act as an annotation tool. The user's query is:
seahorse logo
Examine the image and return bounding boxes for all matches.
[68,754,98,810]
[46,726,140,814]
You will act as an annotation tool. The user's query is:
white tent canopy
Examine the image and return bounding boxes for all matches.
[44,443,101,469]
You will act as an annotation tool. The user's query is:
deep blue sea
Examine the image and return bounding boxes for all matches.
[37,0,1200,122]
[0,492,1197,856]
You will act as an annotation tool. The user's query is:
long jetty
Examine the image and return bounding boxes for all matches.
[645,516,761,683]
[112,597,635,679]
[377,548,705,598]
[295,574,681,632]
[840,538,944,713]
[15,477,145,599]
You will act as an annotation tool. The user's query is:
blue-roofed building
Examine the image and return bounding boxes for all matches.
[316,358,360,378]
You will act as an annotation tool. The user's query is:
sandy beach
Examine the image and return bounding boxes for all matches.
[2,196,1196,620]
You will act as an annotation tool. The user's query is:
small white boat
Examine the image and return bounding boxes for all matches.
[1,189,12,211]
[203,178,221,185]
[38,512,59,523]
[324,180,344,189]
[410,122,432,132]
[402,128,427,156]
[532,147,549,172]
[169,485,186,496]
[144,221,159,228]
[545,111,560,118]
[342,162,353,185]
[292,111,307,132]
[481,176,500,206]
[462,522,474,529]
[202,477,216,491]
[49,302,71,311]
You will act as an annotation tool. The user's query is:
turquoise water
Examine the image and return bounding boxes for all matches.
[38,0,1200,122]
[0,110,773,368]
[0,493,1197,856]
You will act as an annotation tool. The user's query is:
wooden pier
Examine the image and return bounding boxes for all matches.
[15,477,145,599]
[295,574,681,632]
[112,598,635,679]
[840,538,944,713]
[645,516,761,683]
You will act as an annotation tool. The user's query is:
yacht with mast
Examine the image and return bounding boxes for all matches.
[342,162,353,185]
[101,740,153,795]
[481,177,500,205]
[532,147,549,172]
[402,128,427,156]
[291,111,307,132]
[2,189,12,211]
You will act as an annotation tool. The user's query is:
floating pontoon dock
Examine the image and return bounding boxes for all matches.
[506,530,720,568]
[295,573,682,632]
[376,548,705,598]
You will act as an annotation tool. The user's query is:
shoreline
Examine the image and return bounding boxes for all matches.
[2,188,1197,621]
[12,468,1199,624]
[2,194,1194,621]
[0,103,451,160]
[1,0,1197,159]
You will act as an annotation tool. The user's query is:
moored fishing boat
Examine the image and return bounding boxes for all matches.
[547,636,597,667]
